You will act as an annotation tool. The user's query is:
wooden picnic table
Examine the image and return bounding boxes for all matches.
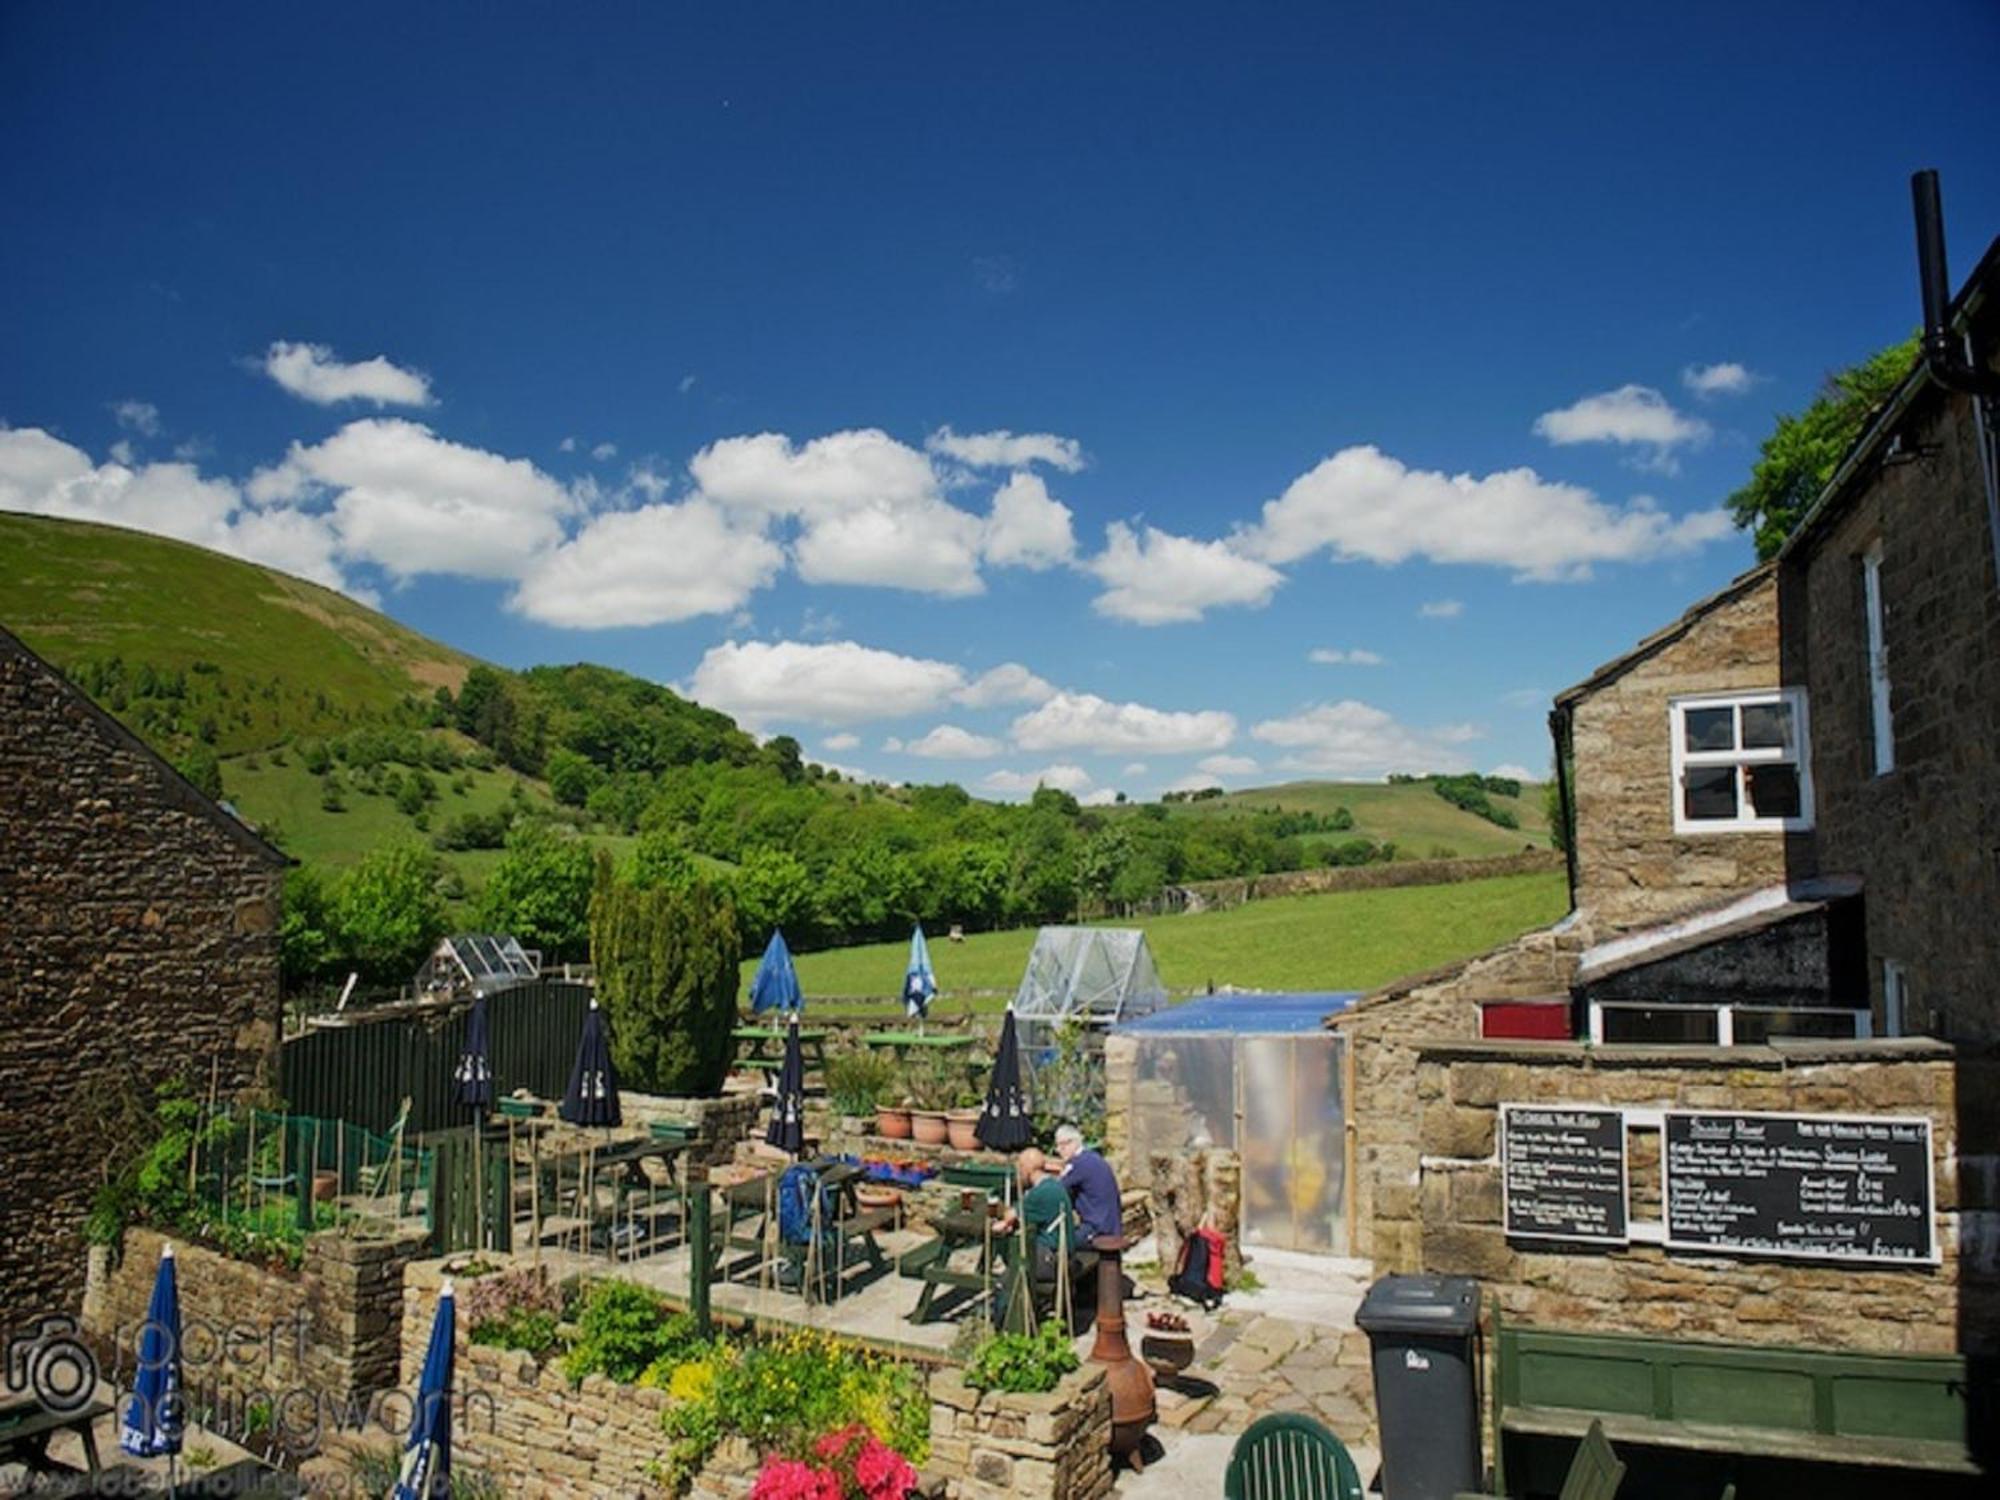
[532,1134,689,1257]
[0,1393,110,1481]
[710,1158,893,1302]
[862,1030,976,1056]
[732,1025,830,1074]
[900,1206,1019,1323]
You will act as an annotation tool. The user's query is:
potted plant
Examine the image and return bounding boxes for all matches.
[946,1082,984,1151]
[826,1049,900,1137]
[905,1054,955,1146]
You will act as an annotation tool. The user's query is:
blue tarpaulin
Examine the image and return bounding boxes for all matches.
[1114,992,1358,1034]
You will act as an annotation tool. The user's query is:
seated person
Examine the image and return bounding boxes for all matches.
[1054,1124,1123,1242]
[996,1147,1080,1296]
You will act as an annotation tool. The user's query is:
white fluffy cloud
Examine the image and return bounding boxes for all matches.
[903,724,1005,759]
[690,428,986,595]
[1532,385,1709,467]
[1011,690,1236,755]
[1682,362,1756,399]
[250,419,575,580]
[822,733,860,752]
[0,426,351,593]
[982,472,1076,570]
[1197,754,1259,777]
[1251,700,1483,778]
[261,341,434,408]
[1420,599,1465,619]
[983,763,1094,796]
[1489,763,1540,783]
[1240,445,1728,583]
[1088,521,1283,624]
[1308,647,1384,666]
[685,639,966,727]
[956,662,1056,708]
[927,426,1085,473]
[509,499,783,628]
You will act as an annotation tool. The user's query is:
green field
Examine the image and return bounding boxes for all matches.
[745,868,1568,1012]
[1145,778,1551,863]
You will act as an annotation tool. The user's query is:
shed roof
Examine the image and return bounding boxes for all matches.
[0,623,288,868]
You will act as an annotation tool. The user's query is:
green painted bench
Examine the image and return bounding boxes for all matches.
[1490,1306,1984,1495]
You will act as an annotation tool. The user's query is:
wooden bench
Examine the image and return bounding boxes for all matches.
[1490,1308,1985,1495]
[0,1396,110,1480]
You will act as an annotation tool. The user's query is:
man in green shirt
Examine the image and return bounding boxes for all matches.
[996,1148,1078,1318]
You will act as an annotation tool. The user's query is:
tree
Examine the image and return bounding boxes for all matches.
[333,842,447,981]
[731,846,815,948]
[175,745,222,801]
[278,866,335,989]
[631,828,698,890]
[589,852,741,1094]
[476,822,596,961]
[1728,336,1919,559]
[545,747,602,808]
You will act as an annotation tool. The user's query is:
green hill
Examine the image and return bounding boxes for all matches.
[1160,777,1550,863]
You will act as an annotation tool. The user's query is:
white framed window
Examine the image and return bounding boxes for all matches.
[1669,689,1814,834]
[1588,1001,1870,1047]
[1862,542,1894,775]
[1882,959,1908,1038]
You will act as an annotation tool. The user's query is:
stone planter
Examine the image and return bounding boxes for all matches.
[946,1109,983,1151]
[928,1363,1112,1500]
[911,1109,949,1146]
[876,1105,913,1140]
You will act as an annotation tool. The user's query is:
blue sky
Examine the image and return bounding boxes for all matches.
[4,2,1997,802]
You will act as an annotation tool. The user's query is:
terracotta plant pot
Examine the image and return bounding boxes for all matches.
[910,1109,949,1146]
[946,1108,982,1151]
[854,1184,902,1213]
[876,1105,913,1140]
[311,1171,340,1206]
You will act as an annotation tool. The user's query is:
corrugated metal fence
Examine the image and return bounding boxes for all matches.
[281,979,591,1135]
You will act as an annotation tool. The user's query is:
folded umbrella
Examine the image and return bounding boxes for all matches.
[393,1281,455,1499]
[748,929,803,1016]
[559,999,621,1128]
[765,1014,807,1156]
[120,1243,183,1460]
[975,1008,1034,1150]
[902,923,938,1022]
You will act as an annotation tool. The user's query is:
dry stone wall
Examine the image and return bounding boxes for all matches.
[1174,848,1562,913]
[1400,1039,1998,1355]
[81,1225,426,1453]
[1,631,286,1327]
[927,1363,1112,1500]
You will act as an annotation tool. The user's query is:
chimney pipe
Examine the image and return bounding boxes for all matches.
[1909,169,2000,398]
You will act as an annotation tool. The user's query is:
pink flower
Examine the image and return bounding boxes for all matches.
[854,1439,916,1500]
[749,1459,841,1500]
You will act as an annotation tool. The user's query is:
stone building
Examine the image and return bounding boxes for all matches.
[0,625,287,1326]
[1774,238,2000,1045]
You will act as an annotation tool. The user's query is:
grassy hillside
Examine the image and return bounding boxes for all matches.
[749,868,1569,1008]
[1155,777,1550,863]
[0,513,476,753]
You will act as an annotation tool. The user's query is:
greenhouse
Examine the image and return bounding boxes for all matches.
[1115,992,1357,1256]
[1011,926,1168,1030]
[414,933,541,1001]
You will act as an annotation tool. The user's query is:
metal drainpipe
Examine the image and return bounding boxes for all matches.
[1548,703,1578,911]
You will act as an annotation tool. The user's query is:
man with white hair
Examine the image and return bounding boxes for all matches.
[1054,1123,1122,1242]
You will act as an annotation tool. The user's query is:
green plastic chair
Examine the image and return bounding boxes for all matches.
[1223,1413,1365,1500]
[1558,1420,1625,1500]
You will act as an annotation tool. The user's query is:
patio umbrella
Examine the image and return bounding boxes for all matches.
[120,1242,183,1463]
[393,1281,455,1500]
[749,929,803,1016]
[764,1014,807,1156]
[452,994,494,1109]
[902,924,938,1022]
[975,1008,1034,1150]
[453,994,495,1249]
[559,999,621,1127]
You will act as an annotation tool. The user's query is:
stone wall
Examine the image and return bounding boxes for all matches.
[927,1362,1112,1500]
[1174,848,1563,913]
[611,1088,763,1175]
[1400,1039,2000,1356]
[1780,368,2000,1043]
[1,630,287,1327]
[1332,924,1590,1270]
[1560,566,1813,933]
[81,1225,426,1450]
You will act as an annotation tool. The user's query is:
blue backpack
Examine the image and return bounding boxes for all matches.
[777,1165,834,1246]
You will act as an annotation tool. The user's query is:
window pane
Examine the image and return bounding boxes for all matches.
[1683,765,1738,821]
[1601,1006,1719,1044]
[1746,763,1801,819]
[1740,700,1794,752]
[1682,706,1736,753]
[1733,1008,1862,1043]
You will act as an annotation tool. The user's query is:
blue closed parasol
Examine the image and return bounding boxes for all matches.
[748,929,803,1016]
[393,1281,455,1499]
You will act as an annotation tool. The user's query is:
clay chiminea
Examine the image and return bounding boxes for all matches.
[1087,1234,1156,1469]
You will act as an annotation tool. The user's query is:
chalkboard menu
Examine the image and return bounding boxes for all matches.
[1501,1105,1628,1245]
[1663,1111,1937,1264]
